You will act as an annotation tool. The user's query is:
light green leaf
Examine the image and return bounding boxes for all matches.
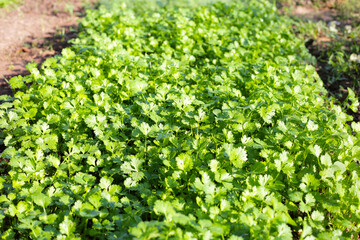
[320,153,332,167]
[176,153,193,171]
[59,216,76,236]
[224,143,247,168]
[311,210,324,222]
[32,193,51,209]
[99,176,113,190]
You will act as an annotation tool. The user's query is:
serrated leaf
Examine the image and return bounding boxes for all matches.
[59,216,76,236]
[176,152,193,171]
[311,210,324,222]
[224,143,247,169]
[320,153,332,167]
[32,193,51,209]
[99,176,113,190]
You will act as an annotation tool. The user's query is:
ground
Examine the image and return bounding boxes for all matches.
[279,0,360,122]
[0,0,96,95]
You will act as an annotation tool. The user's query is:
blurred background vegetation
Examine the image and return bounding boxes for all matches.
[0,0,22,9]
[279,0,360,17]
[276,0,360,120]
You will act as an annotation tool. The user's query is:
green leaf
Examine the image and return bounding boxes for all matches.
[320,153,332,167]
[59,216,76,236]
[276,223,292,239]
[176,152,193,171]
[224,143,247,169]
[347,88,359,113]
[311,210,324,222]
[8,76,25,89]
[32,193,51,209]
[352,122,360,133]
[99,176,113,190]
[139,122,151,136]
[331,161,346,173]
[62,48,76,59]
[89,193,102,209]
[79,202,99,218]
[154,200,176,217]
[16,201,28,215]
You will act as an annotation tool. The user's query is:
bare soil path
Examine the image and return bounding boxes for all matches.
[278,1,360,122]
[0,0,96,95]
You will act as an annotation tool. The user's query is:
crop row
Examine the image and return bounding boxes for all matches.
[0,0,360,239]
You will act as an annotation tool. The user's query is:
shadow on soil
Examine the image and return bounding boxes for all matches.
[0,23,80,96]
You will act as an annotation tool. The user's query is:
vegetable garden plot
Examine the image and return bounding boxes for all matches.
[1,0,360,239]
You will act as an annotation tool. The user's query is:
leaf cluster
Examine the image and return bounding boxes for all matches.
[1,0,360,239]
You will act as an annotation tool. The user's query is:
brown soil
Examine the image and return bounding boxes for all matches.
[278,1,360,122]
[0,0,97,96]
[291,5,337,22]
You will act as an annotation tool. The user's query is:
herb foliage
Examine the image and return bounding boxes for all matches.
[1,0,360,239]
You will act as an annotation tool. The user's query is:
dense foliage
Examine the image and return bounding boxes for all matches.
[1,0,360,239]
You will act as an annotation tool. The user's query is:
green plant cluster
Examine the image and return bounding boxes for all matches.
[1,0,360,239]
[291,16,360,101]
[324,23,360,88]
[0,0,21,8]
